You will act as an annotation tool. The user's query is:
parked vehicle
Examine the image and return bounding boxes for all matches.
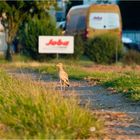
[65,5,89,37]
[65,4,122,39]
[122,36,140,52]
[56,21,66,29]
[87,4,122,38]
[55,11,66,29]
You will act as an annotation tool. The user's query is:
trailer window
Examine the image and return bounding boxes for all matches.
[89,13,120,29]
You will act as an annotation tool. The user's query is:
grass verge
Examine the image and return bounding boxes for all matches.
[104,72,140,101]
[30,63,140,101]
[1,57,140,101]
[0,69,104,139]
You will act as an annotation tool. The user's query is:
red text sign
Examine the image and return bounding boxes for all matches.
[46,39,69,46]
[39,36,74,54]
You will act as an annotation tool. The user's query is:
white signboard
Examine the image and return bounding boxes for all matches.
[39,36,74,54]
[89,13,120,29]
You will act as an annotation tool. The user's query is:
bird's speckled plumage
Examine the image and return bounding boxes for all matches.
[56,63,69,90]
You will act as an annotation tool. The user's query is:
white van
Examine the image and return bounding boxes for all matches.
[65,4,122,39]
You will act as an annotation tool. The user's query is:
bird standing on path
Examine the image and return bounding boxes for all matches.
[56,63,70,90]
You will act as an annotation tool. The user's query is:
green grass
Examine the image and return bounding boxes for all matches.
[32,63,117,80]
[1,55,140,101]
[0,54,7,64]
[104,72,140,101]
[12,54,32,62]
[48,56,94,67]
[32,64,140,101]
[0,54,31,63]
[0,69,104,139]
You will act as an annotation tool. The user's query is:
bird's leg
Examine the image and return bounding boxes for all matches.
[60,80,62,91]
[64,83,65,91]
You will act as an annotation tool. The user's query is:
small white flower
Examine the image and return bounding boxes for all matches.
[89,127,96,132]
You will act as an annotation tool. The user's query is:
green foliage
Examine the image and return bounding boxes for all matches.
[71,35,85,59]
[86,34,123,64]
[19,14,59,61]
[0,70,103,139]
[61,35,85,60]
[0,1,58,61]
[12,54,32,62]
[35,0,57,10]
[122,50,140,65]
[0,1,28,44]
[0,1,28,61]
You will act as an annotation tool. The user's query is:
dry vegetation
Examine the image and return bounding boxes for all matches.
[0,69,104,139]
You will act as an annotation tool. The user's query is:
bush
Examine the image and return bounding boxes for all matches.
[122,50,140,65]
[61,35,85,60]
[18,14,59,61]
[85,34,123,64]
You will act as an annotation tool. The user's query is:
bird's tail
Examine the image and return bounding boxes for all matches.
[66,83,70,87]
[66,81,70,87]
[64,80,70,87]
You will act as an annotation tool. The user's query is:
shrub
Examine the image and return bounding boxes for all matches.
[18,14,59,61]
[85,34,123,64]
[122,50,140,65]
[61,35,85,60]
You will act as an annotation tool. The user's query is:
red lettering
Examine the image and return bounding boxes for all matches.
[46,39,69,46]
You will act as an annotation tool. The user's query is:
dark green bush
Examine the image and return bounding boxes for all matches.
[85,34,123,64]
[122,50,140,65]
[61,35,85,60]
[18,14,59,61]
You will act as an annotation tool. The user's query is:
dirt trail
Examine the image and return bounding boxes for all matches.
[7,69,140,139]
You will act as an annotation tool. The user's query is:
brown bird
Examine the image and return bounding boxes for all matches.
[56,63,70,90]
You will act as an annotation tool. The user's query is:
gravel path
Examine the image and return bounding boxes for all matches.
[7,68,140,139]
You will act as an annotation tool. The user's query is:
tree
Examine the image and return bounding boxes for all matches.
[0,0,57,61]
[66,0,83,15]
[18,13,59,61]
[0,1,27,61]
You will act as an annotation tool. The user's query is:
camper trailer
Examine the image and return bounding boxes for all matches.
[65,4,122,39]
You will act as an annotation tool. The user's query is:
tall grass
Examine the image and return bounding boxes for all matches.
[0,69,103,139]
